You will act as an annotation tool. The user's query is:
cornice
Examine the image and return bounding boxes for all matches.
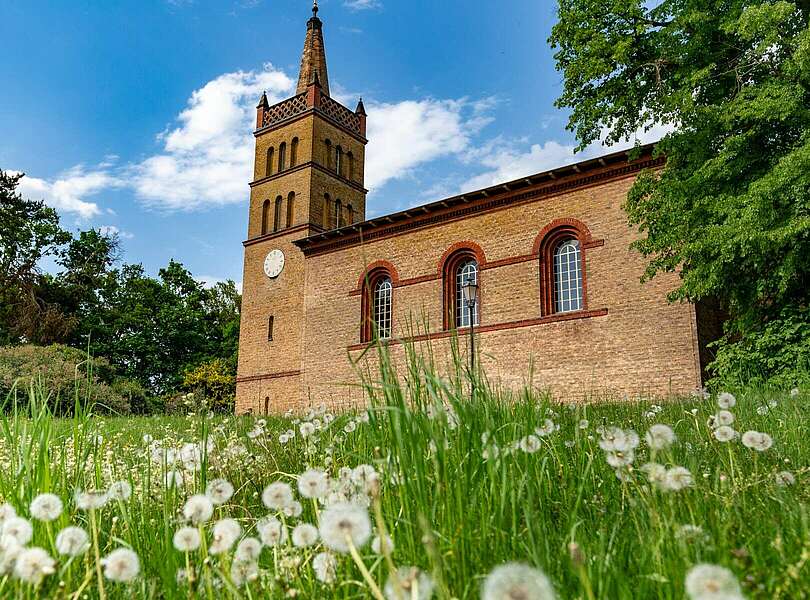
[254,107,368,145]
[249,161,368,194]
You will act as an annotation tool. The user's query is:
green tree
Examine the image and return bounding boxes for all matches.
[0,170,72,344]
[550,0,810,384]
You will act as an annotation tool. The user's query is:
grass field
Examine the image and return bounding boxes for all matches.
[0,348,807,599]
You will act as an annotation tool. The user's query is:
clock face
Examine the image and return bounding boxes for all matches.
[263,249,285,279]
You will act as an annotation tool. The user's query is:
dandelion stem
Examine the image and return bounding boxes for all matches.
[89,508,107,600]
[345,534,385,600]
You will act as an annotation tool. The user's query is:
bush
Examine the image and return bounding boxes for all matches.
[182,358,235,414]
[0,344,140,414]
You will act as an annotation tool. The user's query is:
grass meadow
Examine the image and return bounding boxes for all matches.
[0,345,807,599]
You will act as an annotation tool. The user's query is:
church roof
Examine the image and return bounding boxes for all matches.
[293,142,663,256]
[296,1,330,96]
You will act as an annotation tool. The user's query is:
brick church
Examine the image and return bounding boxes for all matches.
[236,5,716,414]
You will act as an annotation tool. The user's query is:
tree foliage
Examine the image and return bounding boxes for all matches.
[550,0,810,384]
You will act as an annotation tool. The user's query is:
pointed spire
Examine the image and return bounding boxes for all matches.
[256,91,269,109]
[296,2,330,96]
[355,98,366,116]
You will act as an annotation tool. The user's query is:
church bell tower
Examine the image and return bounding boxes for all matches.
[235,2,369,414]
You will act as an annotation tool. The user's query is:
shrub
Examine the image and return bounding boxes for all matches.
[0,344,138,414]
[182,358,235,414]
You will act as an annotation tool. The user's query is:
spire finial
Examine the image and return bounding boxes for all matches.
[312,0,318,16]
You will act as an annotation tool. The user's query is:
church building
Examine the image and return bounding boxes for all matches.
[236,6,716,414]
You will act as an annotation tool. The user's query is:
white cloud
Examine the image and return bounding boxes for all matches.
[198,275,242,294]
[98,225,134,240]
[365,98,493,191]
[130,65,294,211]
[344,0,381,10]
[15,165,122,219]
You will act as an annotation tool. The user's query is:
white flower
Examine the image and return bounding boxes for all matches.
[598,427,638,452]
[578,419,589,429]
[384,566,434,600]
[55,526,90,556]
[298,469,329,499]
[714,410,735,427]
[165,470,184,488]
[344,421,357,434]
[292,523,319,547]
[684,564,742,599]
[318,503,372,553]
[713,426,736,442]
[30,493,63,522]
[107,481,132,501]
[172,527,201,552]
[645,424,676,451]
[519,435,542,454]
[183,495,214,524]
[534,419,557,437]
[641,462,667,487]
[230,560,259,586]
[372,534,394,554]
[299,422,316,438]
[210,519,241,554]
[13,547,55,584]
[606,450,634,468]
[675,524,708,543]
[262,482,294,510]
[206,479,234,505]
[741,430,773,452]
[75,489,109,510]
[352,464,379,491]
[717,392,736,409]
[663,467,693,492]
[790,387,799,397]
[0,536,22,575]
[313,551,337,583]
[481,562,557,600]
[0,504,16,526]
[756,405,769,416]
[101,548,140,582]
[235,537,262,562]
[3,516,33,545]
[775,471,795,486]
[283,500,303,518]
[142,434,154,444]
[257,516,288,546]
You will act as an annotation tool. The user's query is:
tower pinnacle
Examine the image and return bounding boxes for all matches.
[296,2,329,96]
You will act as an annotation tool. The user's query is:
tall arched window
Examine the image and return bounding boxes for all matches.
[325,140,332,169]
[273,196,283,232]
[278,142,287,172]
[441,246,484,330]
[347,152,355,181]
[553,239,583,313]
[265,148,274,177]
[286,192,295,227]
[346,204,354,225]
[290,138,298,167]
[261,199,271,235]
[335,146,343,177]
[455,260,479,328]
[323,194,331,228]
[372,278,393,340]
[334,199,342,228]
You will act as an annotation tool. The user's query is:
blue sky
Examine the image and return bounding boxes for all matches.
[1,0,661,287]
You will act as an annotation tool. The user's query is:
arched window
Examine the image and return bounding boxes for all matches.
[325,140,332,169]
[290,138,298,167]
[335,146,343,177]
[441,246,484,330]
[323,194,331,228]
[372,278,393,340]
[261,199,271,235]
[535,220,590,316]
[278,142,287,172]
[286,192,295,227]
[455,260,479,328]
[265,148,274,177]
[347,152,355,181]
[359,263,398,342]
[334,199,342,228]
[553,239,583,313]
[273,196,282,232]
[346,204,354,225]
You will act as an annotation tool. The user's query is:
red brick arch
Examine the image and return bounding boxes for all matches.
[358,260,398,343]
[531,218,592,256]
[533,218,592,316]
[356,260,400,291]
[436,240,487,276]
[438,241,487,330]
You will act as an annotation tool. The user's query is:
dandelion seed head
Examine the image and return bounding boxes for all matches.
[519,435,541,454]
[2,516,33,545]
[206,479,234,505]
[183,494,214,525]
[107,481,132,501]
[535,419,557,437]
[165,470,185,488]
[13,547,55,584]
[30,493,63,522]
[230,560,259,586]
[663,466,693,492]
[101,547,140,583]
[172,527,201,552]
[55,526,90,556]
[713,426,736,443]
[372,534,394,555]
[384,566,434,600]
[717,392,736,409]
[262,482,294,510]
[684,563,742,600]
[741,430,773,452]
[775,471,795,486]
[75,489,109,511]
[257,516,287,546]
[645,424,676,450]
[235,537,263,562]
[210,518,242,554]
[714,410,735,427]
[299,422,316,438]
[298,469,329,499]
[319,502,372,553]
[0,504,16,526]
[313,551,337,583]
[292,523,319,547]
[481,562,557,600]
